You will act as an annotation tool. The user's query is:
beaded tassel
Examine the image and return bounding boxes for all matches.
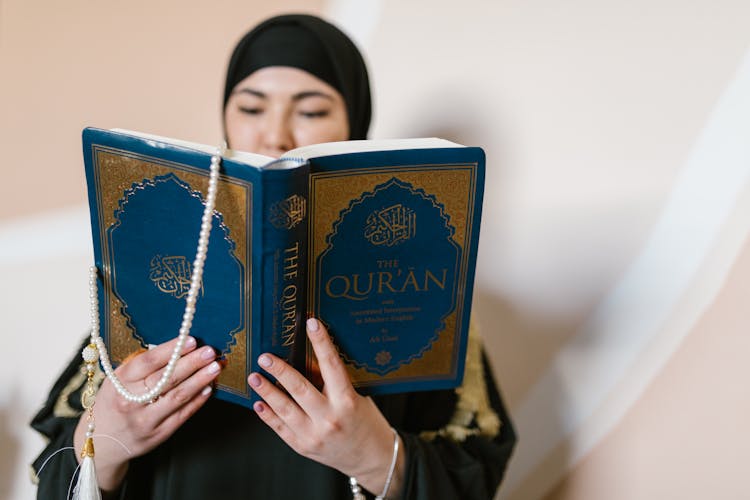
[60,146,222,498]
[72,343,102,500]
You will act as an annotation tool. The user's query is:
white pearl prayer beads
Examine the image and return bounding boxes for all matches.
[86,148,222,404]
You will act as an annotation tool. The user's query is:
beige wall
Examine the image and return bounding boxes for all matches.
[2,1,750,499]
[545,229,750,500]
[0,0,324,220]
[365,5,750,498]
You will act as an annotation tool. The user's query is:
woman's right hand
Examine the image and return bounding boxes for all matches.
[73,336,222,492]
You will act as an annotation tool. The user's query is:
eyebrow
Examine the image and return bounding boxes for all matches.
[234,88,334,102]
[292,91,334,102]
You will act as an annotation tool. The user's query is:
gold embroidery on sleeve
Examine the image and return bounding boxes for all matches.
[420,318,501,442]
[53,363,104,419]
[29,465,40,485]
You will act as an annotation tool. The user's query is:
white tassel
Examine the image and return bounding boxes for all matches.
[72,438,102,500]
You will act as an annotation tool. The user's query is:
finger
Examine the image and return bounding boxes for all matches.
[148,359,222,425]
[252,400,303,453]
[118,336,198,381]
[255,351,326,417]
[248,370,312,428]
[305,318,353,397]
[144,345,217,394]
[153,384,214,443]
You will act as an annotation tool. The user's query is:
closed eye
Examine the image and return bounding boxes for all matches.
[239,107,263,115]
[299,110,330,118]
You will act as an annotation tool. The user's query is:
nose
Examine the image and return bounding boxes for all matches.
[261,109,293,156]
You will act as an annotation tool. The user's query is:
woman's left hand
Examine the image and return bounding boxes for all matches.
[248,317,405,497]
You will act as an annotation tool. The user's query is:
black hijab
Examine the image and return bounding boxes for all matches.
[224,14,371,140]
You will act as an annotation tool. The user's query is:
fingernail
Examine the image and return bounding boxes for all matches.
[248,373,261,387]
[258,355,272,368]
[306,318,320,332]
[254,402,264,413]
[201,346,215,360]
[207,361,221,374]
[185,336,197,349]
[201,386,212,397]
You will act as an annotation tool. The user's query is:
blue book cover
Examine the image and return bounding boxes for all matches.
[83,129,484,408]
[297,143,485,395]
[83,128,307,409]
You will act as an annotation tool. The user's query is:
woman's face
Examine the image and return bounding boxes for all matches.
[224,66,350,157]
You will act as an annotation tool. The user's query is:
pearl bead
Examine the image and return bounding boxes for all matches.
[82,345,99,363]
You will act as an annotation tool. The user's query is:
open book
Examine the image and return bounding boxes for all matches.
[83,127,485,408]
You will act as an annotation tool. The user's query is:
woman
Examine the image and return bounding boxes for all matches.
[32,14,516,499]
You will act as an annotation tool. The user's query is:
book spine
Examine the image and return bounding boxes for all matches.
[257,165,310,376]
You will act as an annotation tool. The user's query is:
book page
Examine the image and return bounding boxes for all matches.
[283,137,464,161]
[110,128,280,168]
